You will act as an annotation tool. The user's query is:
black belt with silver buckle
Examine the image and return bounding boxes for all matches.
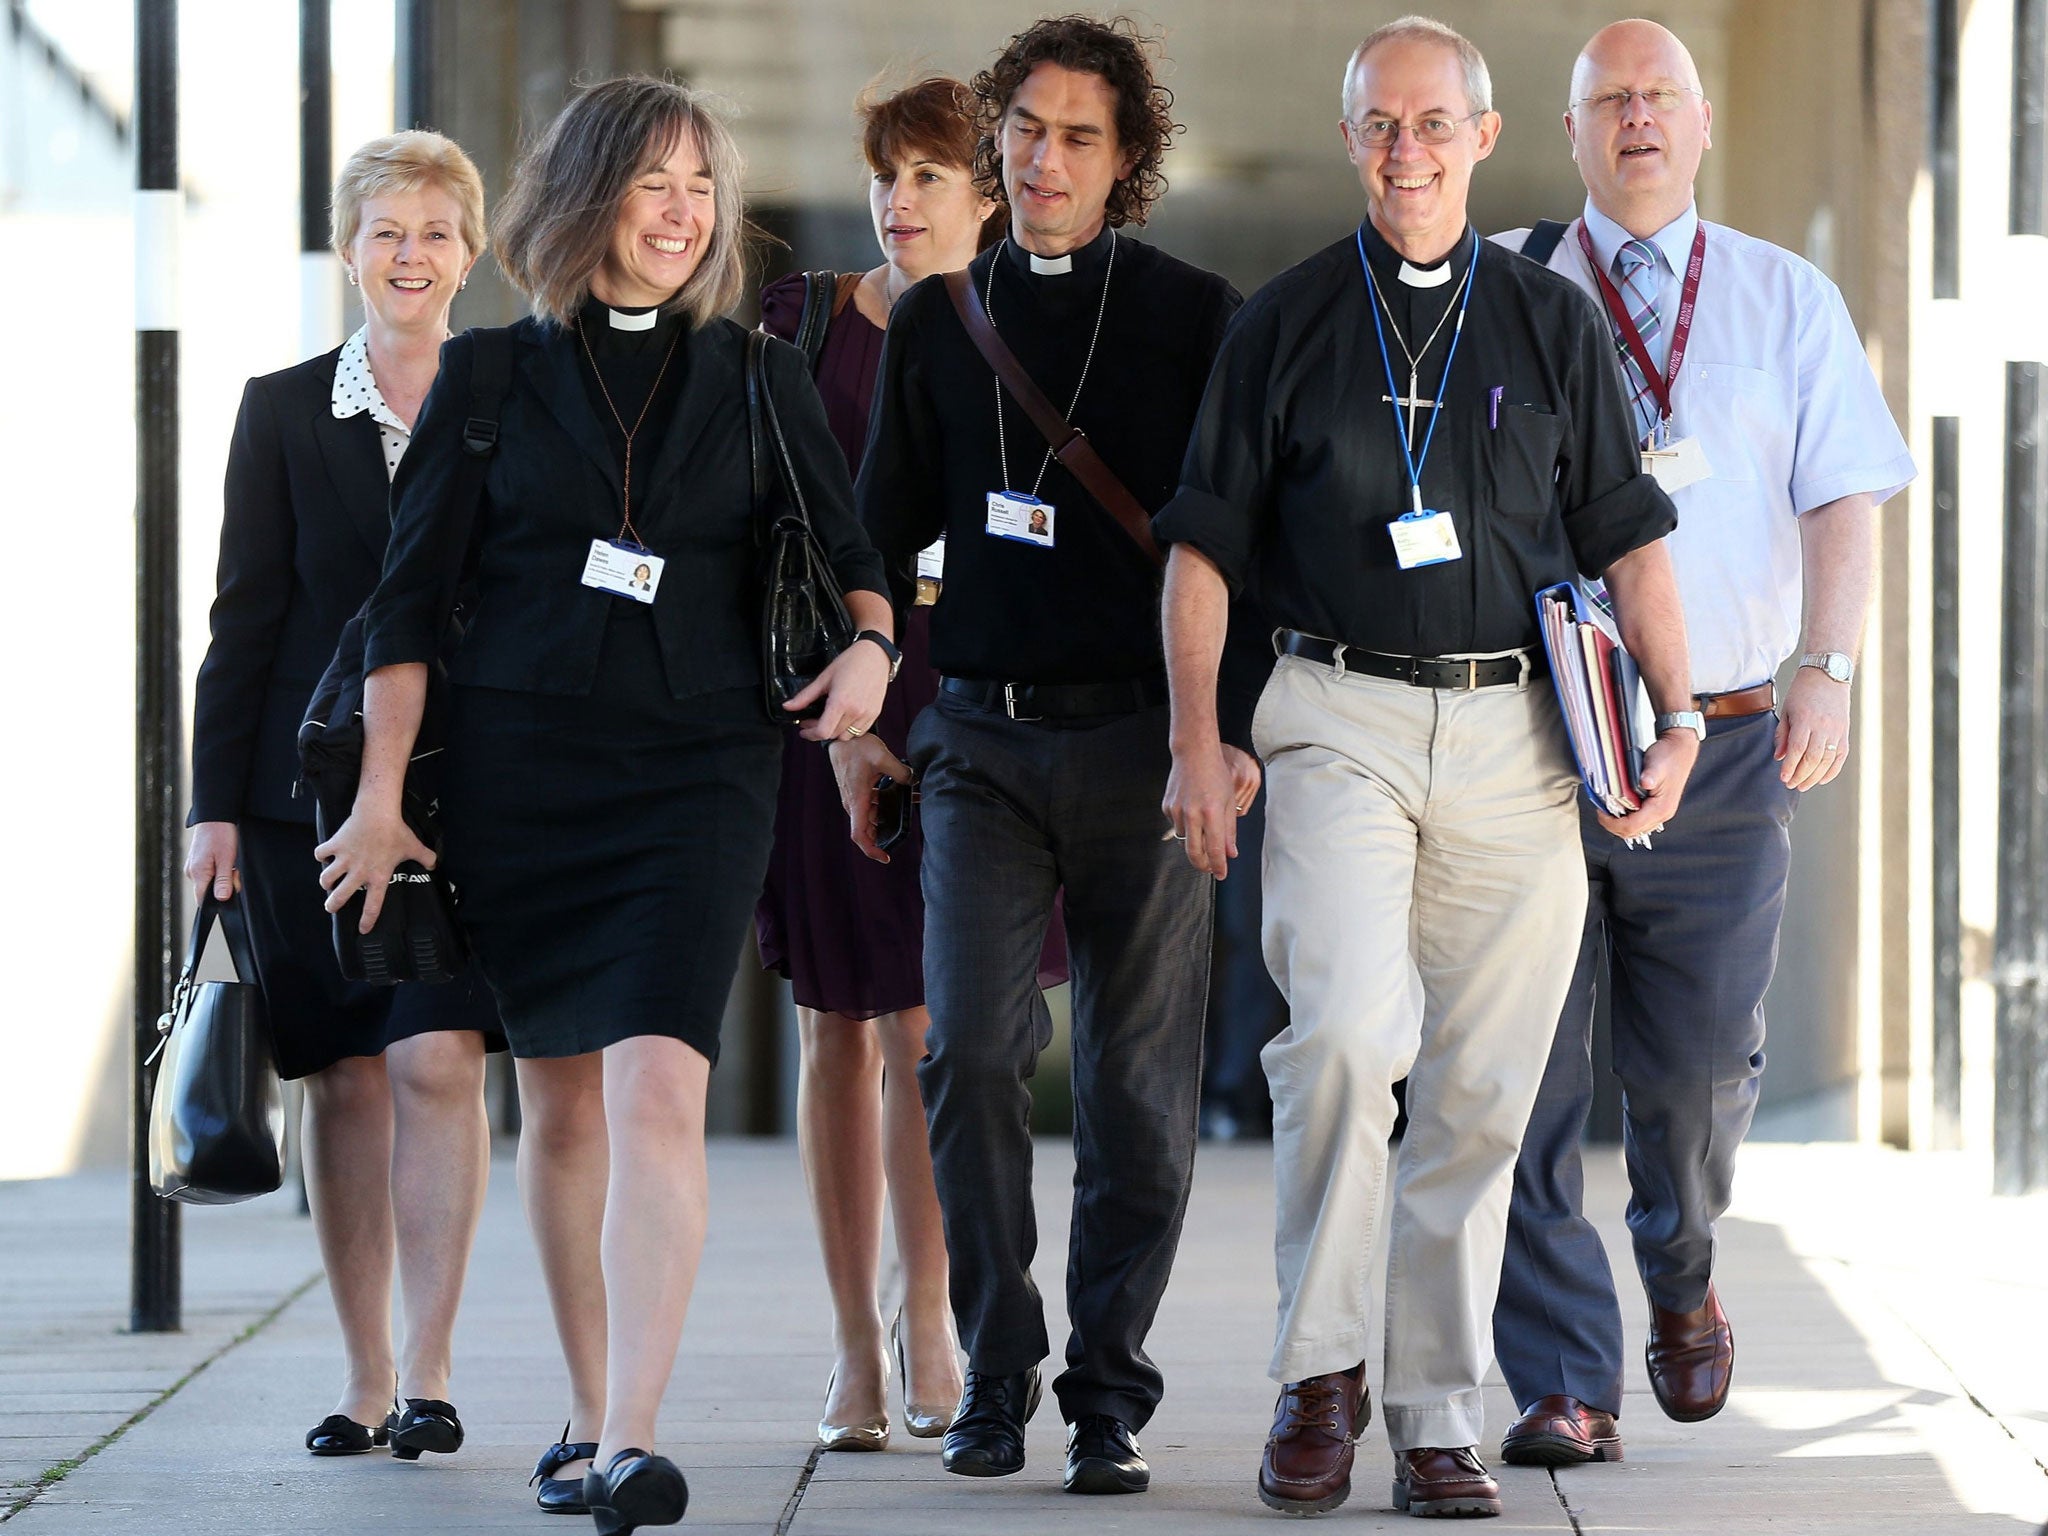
[1275,629,1543,690]
[940,674,1168,721]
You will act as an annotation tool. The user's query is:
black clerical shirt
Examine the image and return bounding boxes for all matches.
[857,226,1241,685]
[1155,220,1675,658]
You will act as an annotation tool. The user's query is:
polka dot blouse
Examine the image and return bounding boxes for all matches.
[331,326,413,484]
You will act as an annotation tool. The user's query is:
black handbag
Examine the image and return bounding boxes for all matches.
[296,327,515,983]
[147,894,285,1205]
[747,328,854,722]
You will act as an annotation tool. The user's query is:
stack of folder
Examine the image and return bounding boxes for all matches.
[1535,581,1651,817]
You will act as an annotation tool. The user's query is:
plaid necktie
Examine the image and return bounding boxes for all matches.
[1613,238,1664,442]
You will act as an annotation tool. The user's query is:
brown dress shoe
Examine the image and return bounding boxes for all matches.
[1391,1447,1501,1519]
[1257,1363,1370,1515]
[1498,1395,1622,1467]
[1645,1283,1734,1422]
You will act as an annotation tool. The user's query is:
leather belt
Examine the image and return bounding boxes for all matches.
[1275,630,1544,691]
[941,674,1168,721]
[1697,681,1775,719]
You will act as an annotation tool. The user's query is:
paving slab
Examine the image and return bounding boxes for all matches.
[2,1140,2043,1534]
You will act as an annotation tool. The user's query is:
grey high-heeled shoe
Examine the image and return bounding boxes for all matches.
[892,1310,959,1439]
[818,1364,890,1452]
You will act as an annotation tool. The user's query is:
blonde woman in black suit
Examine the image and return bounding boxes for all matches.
[185,132,502,1463]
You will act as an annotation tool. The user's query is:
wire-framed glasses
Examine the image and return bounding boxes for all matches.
[1571,86,1701,120]
[1346,111,1483,148]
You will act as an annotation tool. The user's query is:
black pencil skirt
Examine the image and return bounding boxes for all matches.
[439,607,783,1062]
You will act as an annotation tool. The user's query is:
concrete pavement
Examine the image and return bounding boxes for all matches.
[2,1139,2043,1534]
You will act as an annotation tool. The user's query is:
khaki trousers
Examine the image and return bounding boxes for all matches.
[1253,653,1587,1451]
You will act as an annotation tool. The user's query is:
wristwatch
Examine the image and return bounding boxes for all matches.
[1655,710,1707,742]
[1800,650,1855,684]
[853,629,903,683]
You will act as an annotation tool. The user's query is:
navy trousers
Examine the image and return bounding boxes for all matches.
[1492,711,1796,1417]
[907,692,1212,1430]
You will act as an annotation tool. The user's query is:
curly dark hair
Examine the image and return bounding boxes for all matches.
[969,15,1178,228]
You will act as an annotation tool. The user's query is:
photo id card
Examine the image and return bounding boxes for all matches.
[985,490,1056,548]
[581,538,664,603]
[1388,509,1463,570]
[1642,434,1712,495]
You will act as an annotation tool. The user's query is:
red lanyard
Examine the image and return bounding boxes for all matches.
[1575,220,1707,429]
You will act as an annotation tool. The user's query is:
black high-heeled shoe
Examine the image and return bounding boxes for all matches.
[581,1448,688,1536]
[304,1413,388,1456]
[531,1422,599,1515]
[384,1398,464,1460]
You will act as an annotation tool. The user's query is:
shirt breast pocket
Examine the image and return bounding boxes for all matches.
[1484,403,1566,520]
[1687,362,1787,485]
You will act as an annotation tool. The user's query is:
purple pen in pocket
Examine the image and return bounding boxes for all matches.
[1489,385,1503,428]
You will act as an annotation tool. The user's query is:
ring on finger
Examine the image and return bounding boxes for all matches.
[844,723,867,739]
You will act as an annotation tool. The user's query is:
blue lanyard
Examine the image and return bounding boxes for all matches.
[1356,225,1481,517]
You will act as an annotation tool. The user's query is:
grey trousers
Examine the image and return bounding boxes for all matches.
[1492,710,1796,1417]
[906,692,1211,1430]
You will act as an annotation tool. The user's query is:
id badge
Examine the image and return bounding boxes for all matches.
[580,538,664,603]
[914,536,945,607]
[1642,434,1712,494]
[1388,509,1462,570]
[985,489,1056,548]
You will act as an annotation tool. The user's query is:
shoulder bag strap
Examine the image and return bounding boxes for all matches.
[1519,218,1571,267]
[435,327,515,629]
[746,329,770,516]
[941,267,1163,567]
[211,892,261,986]
[747,331,815,530]
[793,270,839,373]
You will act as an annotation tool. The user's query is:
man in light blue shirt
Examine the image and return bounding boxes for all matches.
[1488,17,1914,1467]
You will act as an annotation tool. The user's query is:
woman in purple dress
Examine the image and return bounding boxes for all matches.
[754,78,1032,1452]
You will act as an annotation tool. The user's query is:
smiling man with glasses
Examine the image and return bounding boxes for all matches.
[1489,17,1915,1472]
[1157,14,1696,1520]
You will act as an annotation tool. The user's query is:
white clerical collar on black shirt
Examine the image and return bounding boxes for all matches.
[607,304,659,331]
[1001,222,1115,282]
[1358,217,1475,289]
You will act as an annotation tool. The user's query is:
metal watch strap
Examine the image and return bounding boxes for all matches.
[1655,710,1707,742]
[1799,650,1855,684]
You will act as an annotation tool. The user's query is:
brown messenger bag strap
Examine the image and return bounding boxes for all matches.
[942,267,1163,567]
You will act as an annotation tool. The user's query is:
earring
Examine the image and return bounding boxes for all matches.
[345,268,358,287]
[460,277,468,290]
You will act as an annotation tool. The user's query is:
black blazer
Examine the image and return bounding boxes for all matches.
[364,315,887,698]
[190,348,396,826]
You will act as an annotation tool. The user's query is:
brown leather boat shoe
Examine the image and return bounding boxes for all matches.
[1498,1395,1622,1467]
[1391,1447,1502,1518]
[1645,1284,1734,1422]
[1256,1363,1370,1515]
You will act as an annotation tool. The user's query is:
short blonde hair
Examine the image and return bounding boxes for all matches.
[1341,15,1493,121]
[492,77,747,330]
[331,130,487,260]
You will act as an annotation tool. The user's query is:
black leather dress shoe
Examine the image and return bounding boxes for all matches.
[941,1366,1042,1477]
[581,1448,688,1536]
[1063,1414,1149,1494]
[530,1427,599,1514]
[384,1398,462,1460]
[304,1413,386,1456]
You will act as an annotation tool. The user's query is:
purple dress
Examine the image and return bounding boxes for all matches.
[753,272,1066,1018]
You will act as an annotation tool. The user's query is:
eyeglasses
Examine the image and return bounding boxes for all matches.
[1346,111,1482,149]
[1571,86,1700,120]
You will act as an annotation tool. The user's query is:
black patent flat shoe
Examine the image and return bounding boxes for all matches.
[385,1398,464,1460]
[305,1413,387,1455]
[531,1423,599,1514]
[581,1448,688,1536]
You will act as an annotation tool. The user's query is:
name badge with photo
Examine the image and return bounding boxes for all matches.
[1641,434,1712,494]
[581,538,664,603]
[1388,508,1463,570]
[986,489,1056,548]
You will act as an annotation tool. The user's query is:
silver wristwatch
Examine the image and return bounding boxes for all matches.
[1654,710,1706,742]
[1800,651,1855,684]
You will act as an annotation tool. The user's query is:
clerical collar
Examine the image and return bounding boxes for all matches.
[1000,221,1115,282]
[577,294,679,354]
[1357,217,1476,290]
[606,304,659,331]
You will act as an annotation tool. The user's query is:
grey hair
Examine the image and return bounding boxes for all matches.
[1340,14,1493,120]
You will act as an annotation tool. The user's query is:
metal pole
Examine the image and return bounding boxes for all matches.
[1931,417,1962,1150]
[395,0,435,130]
[131,0,182,1333]
[1995,363,2048,1196]
[300,0,338,362]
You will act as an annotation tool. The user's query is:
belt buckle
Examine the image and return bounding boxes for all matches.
[1465,658,1480,690]
[1003,682,1041,722]
[1515,650,1532,689]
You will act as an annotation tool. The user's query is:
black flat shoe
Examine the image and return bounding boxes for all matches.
[581,1449,688,1536]
[940,1366,1041,1477]
[304,1413,387,1456]
[384,1398,463,1460]
[1063,1413,1149,1494]
[531,1424,599,1515]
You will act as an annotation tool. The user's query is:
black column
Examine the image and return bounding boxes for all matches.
[132,0,182,1333]
[1996,363,2048,1196]
[1931,417,1961,1150]
[300,0,330,255]
[396,0,435,130]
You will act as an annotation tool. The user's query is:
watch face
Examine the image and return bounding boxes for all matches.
[1827,654,1853,683]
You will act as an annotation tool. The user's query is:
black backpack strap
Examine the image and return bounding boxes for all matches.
[436,326,515,626]
[1518,218,1571,267]
[792,270,838,372]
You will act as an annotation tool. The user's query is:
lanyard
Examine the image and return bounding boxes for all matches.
[1575,220,1707,433]
[1357,225,1480,517]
